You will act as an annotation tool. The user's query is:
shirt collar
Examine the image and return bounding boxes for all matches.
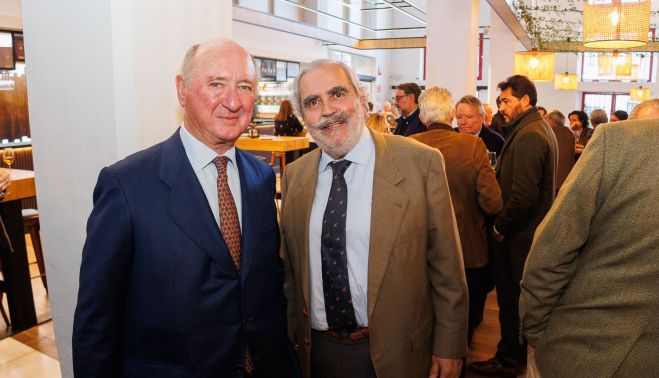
[319,126,374,173]
[402,107,420,119]
[179,124,237,172]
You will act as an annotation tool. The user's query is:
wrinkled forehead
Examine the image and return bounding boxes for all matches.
[196,43,256,78]
[301,64,356,95]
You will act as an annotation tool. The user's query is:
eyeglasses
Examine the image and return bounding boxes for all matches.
[394,94,409,101]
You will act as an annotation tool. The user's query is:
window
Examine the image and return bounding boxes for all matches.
[582,92,638,116]
[581,29,656,82]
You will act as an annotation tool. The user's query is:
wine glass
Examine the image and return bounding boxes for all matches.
[574,129,581,144]
[2,148,15,171]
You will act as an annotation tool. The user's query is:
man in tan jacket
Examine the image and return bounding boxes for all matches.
[281,59,468,378]
[411,87,502,345]
[520,118,659,377]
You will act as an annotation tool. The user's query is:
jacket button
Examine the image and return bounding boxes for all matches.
[304,337,310,345]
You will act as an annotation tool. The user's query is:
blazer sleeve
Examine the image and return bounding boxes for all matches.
[495,131,549,235]
[426,150,469,358]
[520,127,605,346]
[474,139,503,215]
[72,168,134,378]
[280,168,298,343]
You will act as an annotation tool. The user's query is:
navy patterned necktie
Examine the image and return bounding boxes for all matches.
[321,159,357,332]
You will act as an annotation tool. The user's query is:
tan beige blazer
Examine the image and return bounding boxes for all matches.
[520,119,659,377]
[411,124,503,268]
[281,129,468,378]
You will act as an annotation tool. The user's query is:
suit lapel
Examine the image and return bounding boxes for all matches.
[161,130,238,277]
[367,132,408,319]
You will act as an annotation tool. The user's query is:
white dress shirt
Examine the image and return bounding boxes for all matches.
[179,125,242,229]
[309,127,375,330]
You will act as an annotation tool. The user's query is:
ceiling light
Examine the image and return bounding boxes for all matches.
[583,0,651,49]
[514,49,555,82]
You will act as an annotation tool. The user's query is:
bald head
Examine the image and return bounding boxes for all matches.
[180,39,258,87]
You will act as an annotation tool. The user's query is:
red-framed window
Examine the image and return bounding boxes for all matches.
[581,92,638,115]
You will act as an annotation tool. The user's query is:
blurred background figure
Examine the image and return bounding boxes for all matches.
[545,110,575,192]
[393,82,426,137]
[274,99,303,136]
[537,106,547,118]
[455,95,504,156]
[610,110,628,122]
[489,96,507,138]
[568,110,592,154]
[589,109,608,129]
[629,98,659,120]
[366,113,392,134]
[483,103,494,127]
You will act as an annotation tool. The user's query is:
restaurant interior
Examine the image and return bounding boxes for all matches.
[0,0,658,376]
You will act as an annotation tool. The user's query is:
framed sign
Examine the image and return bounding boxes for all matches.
[287,62,300,78]
[275,60,287,82]
[0,31,14,70]
[260,59,276,81]
[13,33,24,61]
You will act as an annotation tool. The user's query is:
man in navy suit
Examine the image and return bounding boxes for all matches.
[455,95,504,156]
[73,39,297,378]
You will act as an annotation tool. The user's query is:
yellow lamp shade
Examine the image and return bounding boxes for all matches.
[630,86,651,101]
[598,54,614,75]
[554,72,578,90]
[514,50,555,82]
[583,0,651,49]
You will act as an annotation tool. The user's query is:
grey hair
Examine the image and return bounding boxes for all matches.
[455,95,485,117]
[292,59,362,114]
[179,40,260,90]
[590,108,608,126]
[545,109,566,127]
[629,98,659,119]
[418,87,454,125]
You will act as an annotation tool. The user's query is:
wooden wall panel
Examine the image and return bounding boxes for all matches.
[0,75,30,140]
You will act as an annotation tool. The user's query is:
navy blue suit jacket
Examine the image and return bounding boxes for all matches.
[479,125,505,156]
[394,108,426,137]
[73,130,297,378]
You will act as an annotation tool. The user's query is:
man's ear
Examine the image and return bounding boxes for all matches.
[175,75,186,107]
[521,94,531,108]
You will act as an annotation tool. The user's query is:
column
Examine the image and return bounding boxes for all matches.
[487,8,517,104]
[426,0,480,97]
[21,0,232,376]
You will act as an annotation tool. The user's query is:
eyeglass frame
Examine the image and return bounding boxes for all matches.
[394,93,410,101]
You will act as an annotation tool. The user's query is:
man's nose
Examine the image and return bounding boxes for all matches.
[221,87,241,112]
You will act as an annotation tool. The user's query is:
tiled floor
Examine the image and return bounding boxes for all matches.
[0,334,60,377]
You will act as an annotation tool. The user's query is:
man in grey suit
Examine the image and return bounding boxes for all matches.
[521,118,659,377]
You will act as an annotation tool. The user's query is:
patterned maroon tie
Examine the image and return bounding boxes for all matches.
[212,156,253,374]
[213,156,242,269]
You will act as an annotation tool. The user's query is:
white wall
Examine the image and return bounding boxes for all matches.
[22,0,232,376]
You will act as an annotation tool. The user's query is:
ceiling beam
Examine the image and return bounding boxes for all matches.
[487,0,534,50]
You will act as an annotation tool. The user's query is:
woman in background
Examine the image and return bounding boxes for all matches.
[274,100,303,136]
[568,110,593,154]
[366,113,392,134]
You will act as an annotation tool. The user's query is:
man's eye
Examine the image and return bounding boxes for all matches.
[304,99,319,109]
[238,85,252,91]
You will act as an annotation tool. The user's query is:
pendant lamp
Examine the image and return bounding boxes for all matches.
[554,72,578,90]
[514,49,555,82]
[630,86,651,101]
[583,0,651,49]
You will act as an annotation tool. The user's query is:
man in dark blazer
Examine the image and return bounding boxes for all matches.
[545,110,575,192]
[470,75,557,377]
[455,95,505,156]
[393,82,427,137]
[412,87,502,345]
[73,40,297,378]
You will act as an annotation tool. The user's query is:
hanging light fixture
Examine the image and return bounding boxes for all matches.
[554,72,578,90]
[583,0,651,49]
[554,49,577,90]
[514,48,555,82]
[630,85,651,101]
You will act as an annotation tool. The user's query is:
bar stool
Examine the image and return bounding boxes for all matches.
[0,260,10,326]
[270,151,286,173]
[22,209,47,292]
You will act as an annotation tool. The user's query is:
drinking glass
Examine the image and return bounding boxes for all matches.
[488,151,497,168]
[574,129,581,144]
[2,148,15,171]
